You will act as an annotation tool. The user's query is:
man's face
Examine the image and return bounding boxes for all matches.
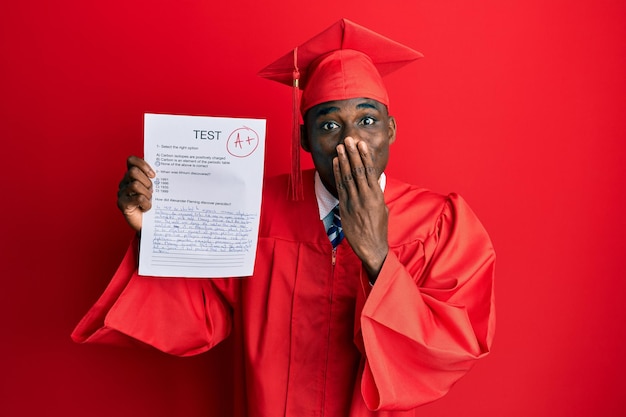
[302,97,397,197]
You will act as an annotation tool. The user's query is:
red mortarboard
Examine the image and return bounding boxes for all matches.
[258,18,423,199]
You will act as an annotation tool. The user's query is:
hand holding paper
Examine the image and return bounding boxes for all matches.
[117,156,156,232]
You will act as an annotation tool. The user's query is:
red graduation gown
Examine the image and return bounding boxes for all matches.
[72,169,495,416]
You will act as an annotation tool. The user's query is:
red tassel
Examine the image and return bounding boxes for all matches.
[290,47,304,200]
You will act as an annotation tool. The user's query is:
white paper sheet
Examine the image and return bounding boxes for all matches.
[138,113,266,278]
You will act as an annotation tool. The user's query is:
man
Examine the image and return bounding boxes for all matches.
[73,19,495,416]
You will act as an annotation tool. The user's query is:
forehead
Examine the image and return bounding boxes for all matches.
[306,98,387,120]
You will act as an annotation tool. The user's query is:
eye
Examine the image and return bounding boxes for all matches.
[360,116,376,126]
[321,121,340,131]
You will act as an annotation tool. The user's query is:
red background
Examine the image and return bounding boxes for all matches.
[1,1,625,416]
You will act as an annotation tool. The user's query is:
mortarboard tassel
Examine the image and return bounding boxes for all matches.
[290,47,304,200]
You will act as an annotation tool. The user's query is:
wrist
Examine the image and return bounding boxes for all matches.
[363,247,388,283]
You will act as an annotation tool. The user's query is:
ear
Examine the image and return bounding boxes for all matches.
[387,116,397,145]
[300,124,311,152]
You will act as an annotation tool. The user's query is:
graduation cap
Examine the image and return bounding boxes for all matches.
[258,18,423,199]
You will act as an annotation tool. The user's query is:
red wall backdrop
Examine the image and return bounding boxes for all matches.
[1,1,625,416]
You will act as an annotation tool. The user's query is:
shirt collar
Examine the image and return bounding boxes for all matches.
[314,171,386,220]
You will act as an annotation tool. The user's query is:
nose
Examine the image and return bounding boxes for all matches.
[341,124,360,143]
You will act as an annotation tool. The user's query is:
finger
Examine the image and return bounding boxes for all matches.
[117,186,153,210]
[333,156,348,205]
[119,156,154,196]
[343,137,369,191]
[356,140,379,188]
[116,189,148,207]
[127,155,156,179]
[122,177,153,200]
[127,165,154,191]
[336,143,358,200]
[118,176,152,205]
[133,193,152,213]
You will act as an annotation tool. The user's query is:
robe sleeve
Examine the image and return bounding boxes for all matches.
[71,237,233,357]
[358,193,496,411]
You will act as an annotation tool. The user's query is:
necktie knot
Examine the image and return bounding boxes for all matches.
[327,205,344,248]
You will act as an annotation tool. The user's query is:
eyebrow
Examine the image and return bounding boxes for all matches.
[356,102,378,111]
[313,101,379,118]
[314,106,340,118]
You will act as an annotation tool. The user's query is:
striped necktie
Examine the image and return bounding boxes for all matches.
[327,205,344,248]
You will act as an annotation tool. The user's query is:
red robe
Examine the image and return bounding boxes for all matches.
[72,169,495,416]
